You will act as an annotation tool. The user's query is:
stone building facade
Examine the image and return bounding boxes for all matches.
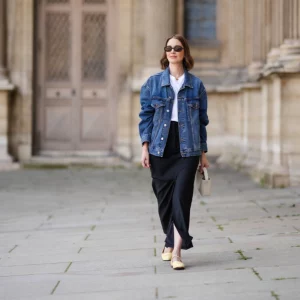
[0,0,300,187]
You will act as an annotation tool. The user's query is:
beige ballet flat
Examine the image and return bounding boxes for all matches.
[161,247,173,261]
[170,255,185,270]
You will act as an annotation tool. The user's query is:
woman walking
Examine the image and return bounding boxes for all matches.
[138,34,209,270]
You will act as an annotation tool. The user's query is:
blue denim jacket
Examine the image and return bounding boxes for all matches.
[138,67,209,157]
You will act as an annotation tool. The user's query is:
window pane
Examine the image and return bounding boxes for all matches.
[184,0,216,41]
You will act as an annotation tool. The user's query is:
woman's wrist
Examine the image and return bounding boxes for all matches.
[142,142,149,149]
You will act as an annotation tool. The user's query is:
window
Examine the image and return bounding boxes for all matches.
[184,0,217,42]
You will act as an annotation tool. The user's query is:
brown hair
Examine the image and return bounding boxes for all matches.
[160,34,194,70]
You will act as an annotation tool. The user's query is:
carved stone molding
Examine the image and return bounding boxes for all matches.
[279,39,300,71]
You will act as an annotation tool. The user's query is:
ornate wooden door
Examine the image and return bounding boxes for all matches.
[36,0,116,153]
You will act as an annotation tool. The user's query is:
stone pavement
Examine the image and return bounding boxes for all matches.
[0,166,300,300]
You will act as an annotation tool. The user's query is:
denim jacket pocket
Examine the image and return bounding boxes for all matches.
[151,98,166,122]
[186,97,200,109]
[151,97,167,109]
[187,98,200,121]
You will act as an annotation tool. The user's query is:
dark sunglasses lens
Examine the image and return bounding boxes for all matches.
[174,46,183,52]
[164,46,172,52]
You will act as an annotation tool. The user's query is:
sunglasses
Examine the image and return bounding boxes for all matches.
[164,45,184,52]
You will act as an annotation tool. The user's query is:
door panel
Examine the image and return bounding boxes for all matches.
[36,0,113,152]
[45,107,71,141]
[78,3,109,150]
[81,108,108,140]
[82,12,106,81]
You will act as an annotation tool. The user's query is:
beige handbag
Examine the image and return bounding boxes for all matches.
[196,167,211,196]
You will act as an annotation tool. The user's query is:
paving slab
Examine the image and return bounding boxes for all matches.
[1,167,300,299]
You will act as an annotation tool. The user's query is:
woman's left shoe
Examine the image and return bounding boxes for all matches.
[161,247,173,261]
[170,255,185,270]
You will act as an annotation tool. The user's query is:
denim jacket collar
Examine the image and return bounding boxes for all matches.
[161,66,193,88]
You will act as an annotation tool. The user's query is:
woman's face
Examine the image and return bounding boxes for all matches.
[166,38,185,66]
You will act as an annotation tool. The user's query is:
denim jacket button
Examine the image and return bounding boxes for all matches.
[164,124,167,127]
[161,137,164,140]
[167,110,170,112]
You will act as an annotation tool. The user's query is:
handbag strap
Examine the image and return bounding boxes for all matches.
[202,167,209,180]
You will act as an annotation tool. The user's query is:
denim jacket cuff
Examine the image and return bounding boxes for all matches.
[201,142,208,153]
[141,134,151,145]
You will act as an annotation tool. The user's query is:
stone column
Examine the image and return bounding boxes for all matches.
[5,0,33,162]
[264,0,285,73]
[282,0,299,39]
[256,80,270,172]
[131,0,175,160]
[268,75,289,187]
[272,0,284,47]
[254,75,289,188]
[278,0,300,71]
[228,0,246,67]
[0,0,7,80]
[143,0,175,75]
[132,0,175,89]
[248,0,265,80]
[0,0,14,165]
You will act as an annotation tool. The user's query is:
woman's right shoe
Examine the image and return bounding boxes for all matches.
[161,247,173,261]
[170,255,185,270]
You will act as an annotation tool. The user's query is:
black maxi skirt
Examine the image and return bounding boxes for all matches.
[149,121,200,250]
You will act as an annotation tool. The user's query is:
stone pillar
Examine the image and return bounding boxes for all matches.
[0,89,13,163]
[264,0,286,73]
[228,0,246,67]
[5,0,33,162]
[131,0,175,160]
[132,0,175,88]
[247,0,265,80]
[255,80,270,174]
[0,0,7,80]
[278,0,300,71]
[235,89,251,169]
[253,75,289,188]
[0,0,14,165]
[272,0,284,47]
[260,82,270,167]
[268,75,290,187]
[244,0,254,66]
[282,0,300,39]
[143,0,175,76]
[258,1,300,187]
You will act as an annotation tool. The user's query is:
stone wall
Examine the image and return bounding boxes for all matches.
[1,0,300,187]
[129,0,300,188]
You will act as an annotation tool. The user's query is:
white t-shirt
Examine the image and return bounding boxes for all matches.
[170,74,185,122]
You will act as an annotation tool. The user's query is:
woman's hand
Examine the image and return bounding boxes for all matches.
[198,152,209,173]
[141,143,151,168]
